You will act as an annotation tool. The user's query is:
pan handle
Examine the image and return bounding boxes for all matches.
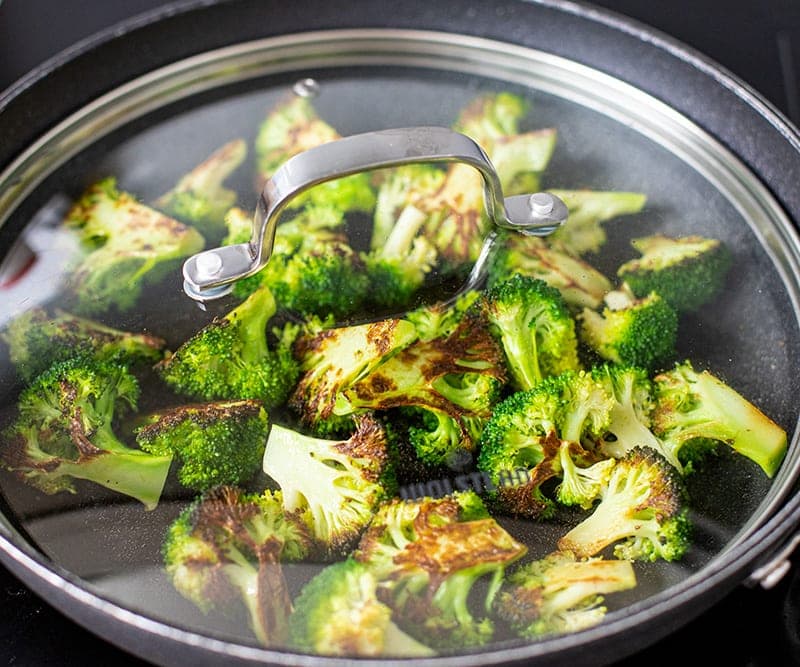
[182,126,567,301]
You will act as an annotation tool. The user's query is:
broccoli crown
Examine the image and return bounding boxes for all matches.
[404,407,485,469]
[289,317,417,428]
[337,317,505,419]
[489,129,557,195]
[404,290,482,343]
[652,361,788,477]
[488,233,613,310]
[496,551,636,638]
[546,189,647,257]
[136,399,269,491]
[2,357,172,509]
[263,415,393,557]
[354,491,527,650]
[580,290,678,372]
[558,446,691,562]
[481,274,580,391]
[162,486,313,646]
[288,558,436,657]
[1,307,166,383]
[154,139,247,237]
[63,177,205,315]
[453,92,529,147]
[156,285,299,408]
[617,234,733,312]
[555,445,616,509]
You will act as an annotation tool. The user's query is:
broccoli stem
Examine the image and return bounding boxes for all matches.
[230,285,275,363]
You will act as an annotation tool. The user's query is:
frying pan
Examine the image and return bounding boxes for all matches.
[1,1,800,666]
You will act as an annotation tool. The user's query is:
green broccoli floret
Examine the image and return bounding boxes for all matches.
[479,274,581,391]
[452,91,530,147]
[162,486,313,646]
[617,234,733,312]
[555,445,616,509]
[558,446,692,562]
[579,288,678,372]
[1,357,172,509]
[547,189,647,256]
[288,558,436,657]
[404,289,482,343]
[262,415,394,558]
[153,139,247,238]
[255,95,374,213]
[592,364,682,470]
[652,361,788,477]
[156,285,299,408]
[1,307,166,383]
[488,233,613,310]
[63,177,205,315]
[477,371,613,518]
[354,491,527,650]
[496,550,636,634]
[404,407,485,469]
[288,317,417,430]
[136,399,268,491]
[494,551,637,638]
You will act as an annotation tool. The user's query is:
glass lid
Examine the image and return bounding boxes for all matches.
[0,30,798,661]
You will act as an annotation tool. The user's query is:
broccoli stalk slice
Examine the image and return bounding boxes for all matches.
[653,363,788,477]
[558,447,691,562]
[547,189,647,256]
[263,417,391,557]
[154,139,247,235]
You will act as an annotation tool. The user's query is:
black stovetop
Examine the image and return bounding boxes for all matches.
[1,1,799,665]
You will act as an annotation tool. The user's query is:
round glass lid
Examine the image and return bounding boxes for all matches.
[0,30,798,660]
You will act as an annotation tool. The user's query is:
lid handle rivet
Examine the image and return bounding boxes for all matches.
[529,192,555,216]
[196,252,224,278]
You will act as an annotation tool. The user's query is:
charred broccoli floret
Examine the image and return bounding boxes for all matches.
[494,551,636,638]
[547,189,647,256]
[558,446,692,562]
[63,177,205,315]
[1,357,172,509]
[136,399,269,491]
[156,285,299,408]
[477,371,613,518]
[288,317,416,430]
[262,415,394,558]
[354,491,527,650]
[162,486,313,646]
[288,558,436,657]
[579,287,678,372]
[488,233,612,310]
[403,289,482,343]
[617,234,732,312]
[1,307,165,383]
[154,139,247,237]
[479,274,580,391]
[652,361,788,477]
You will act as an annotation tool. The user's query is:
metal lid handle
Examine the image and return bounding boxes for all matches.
[183,126,567,300]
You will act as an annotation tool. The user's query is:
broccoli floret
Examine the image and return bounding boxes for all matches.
[579,288,678,372]
[488,233,613,310]
[547,189,647,256]
[477,371,613,518]
[480,275,580,391]
[136,399,268,491]
[154,139,247,237]
[1,307,165,383]
[354,491,527,650]
[262,415,394,558]
[1,357,172,509]
[617,234,733,312]
[63,177,205,315]
[558,446,692,562]
[452,92,530,147]
[495,551,637,638]
[652,361,788,477]
[404,289,482,343]
[156,285,299,408]
[288,558,436,657]
[404,407,485,469]
[555,445,616,509]
[288,317,417,429]
[162,486,313,646]
[592,364,682,470]
[255,95,375,213]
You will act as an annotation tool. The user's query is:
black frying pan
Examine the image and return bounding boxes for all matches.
[1,2,799,666]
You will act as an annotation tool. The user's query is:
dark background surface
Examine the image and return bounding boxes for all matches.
[1,0,800,665]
